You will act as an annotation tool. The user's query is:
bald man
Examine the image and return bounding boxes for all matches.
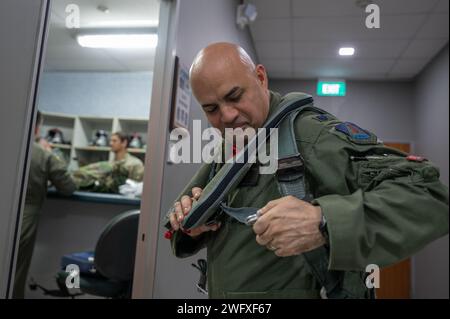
[167,42,449,299]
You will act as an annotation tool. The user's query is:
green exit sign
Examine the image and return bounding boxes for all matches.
[317,81,346,96]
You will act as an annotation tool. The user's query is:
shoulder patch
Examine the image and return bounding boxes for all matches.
[313,114,329,122]
[334,122,377,144]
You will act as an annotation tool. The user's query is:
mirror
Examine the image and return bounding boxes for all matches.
[14,0,160,299]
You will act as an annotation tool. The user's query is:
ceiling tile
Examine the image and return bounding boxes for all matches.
[415,14,450,39]
[434,0,449,13]
[250,19,291,41]
[374,0,439,14]
[46,0,160,71]
[386,73,416,79]
[249,0,291,19]
[255,41,292,59]
[293,58,394,78]
[250,0,446,80]
[291,0,438,17]
[45,43,111,63]
[260,59,294,76]
[51,0,160,28]
[293,39,409,59]
[389,58,430,76]
[266,71,294,79]
[292,15,427,41]
[402,39,448,58]
[292,0,363,17]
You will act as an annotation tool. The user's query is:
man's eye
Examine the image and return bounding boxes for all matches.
[204,106,217,113]
[229,94,242,102]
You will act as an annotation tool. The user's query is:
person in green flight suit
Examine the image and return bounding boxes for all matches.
[166,42,449,298]
[110,131,144,182]
[13,111,76,299]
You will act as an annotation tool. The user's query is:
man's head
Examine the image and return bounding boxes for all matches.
[110,132,128,153]
[189,42,270,134]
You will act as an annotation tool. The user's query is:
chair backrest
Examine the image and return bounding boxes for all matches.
[94,210,140,282]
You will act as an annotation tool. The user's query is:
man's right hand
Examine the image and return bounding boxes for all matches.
[168,187,221,238]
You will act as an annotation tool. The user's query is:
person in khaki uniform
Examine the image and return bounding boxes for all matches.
[167,43,449,298]
[13,111,76,298]
[110,132,144,182]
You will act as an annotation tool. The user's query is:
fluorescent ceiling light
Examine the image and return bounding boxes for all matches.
[89,20,159,28]
[339,47,355,56]
[77,33,158,49]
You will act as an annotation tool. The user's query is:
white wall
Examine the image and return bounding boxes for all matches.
[153,0,257,298]
[269,79,415,144]
[413,45,449,299]
[38,72,153,118]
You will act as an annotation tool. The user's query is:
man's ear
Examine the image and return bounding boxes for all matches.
[255,64,268,88]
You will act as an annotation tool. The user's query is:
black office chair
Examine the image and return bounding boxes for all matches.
[31,210,140,299]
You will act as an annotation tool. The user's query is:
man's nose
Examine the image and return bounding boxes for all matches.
[220,104,239,125]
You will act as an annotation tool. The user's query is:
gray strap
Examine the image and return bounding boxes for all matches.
[276,108,307,200]
[219,203,258,224]
[276,110,352,299]
[277,108,302,160]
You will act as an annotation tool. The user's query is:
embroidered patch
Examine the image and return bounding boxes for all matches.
[335,122,371,140]
[314,114,329,122]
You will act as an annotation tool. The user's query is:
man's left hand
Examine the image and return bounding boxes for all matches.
[253,196,326,257]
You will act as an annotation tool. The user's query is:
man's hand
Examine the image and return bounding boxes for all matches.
[252,195,326,257]
[168,187,221,238]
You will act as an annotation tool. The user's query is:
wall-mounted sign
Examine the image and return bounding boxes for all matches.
[317,80,346,97]
[170,56,191,130]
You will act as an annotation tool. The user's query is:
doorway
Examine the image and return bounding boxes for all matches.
[8,0,175,299]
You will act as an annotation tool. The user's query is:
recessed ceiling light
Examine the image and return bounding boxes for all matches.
[90,20,159,28]
[339,47,355,56]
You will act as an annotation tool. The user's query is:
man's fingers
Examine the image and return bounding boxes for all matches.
[258,197,284,216]
[253,215,270,235]
[253,202,287,237]
[180,195,192,216]
[188,222,221,237]
[191,187,203,199]
[209,222,221,232]
[255,233,272,246]
[174,201,184,222]
[169,212,180,231]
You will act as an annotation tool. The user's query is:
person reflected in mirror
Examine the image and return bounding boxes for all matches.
[110,132,144,182]
[13,111,76,298]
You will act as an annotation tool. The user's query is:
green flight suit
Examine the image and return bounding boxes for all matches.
[170,91,449,298]
[13,142,76,299]
[115,153,144,182]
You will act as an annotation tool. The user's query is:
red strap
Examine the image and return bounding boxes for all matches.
[406,155,426,162]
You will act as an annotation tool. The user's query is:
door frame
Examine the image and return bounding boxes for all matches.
[132,0,179,299]
[0,0,51,298]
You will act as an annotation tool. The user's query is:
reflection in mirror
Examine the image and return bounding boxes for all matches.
[14,0,159,299]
